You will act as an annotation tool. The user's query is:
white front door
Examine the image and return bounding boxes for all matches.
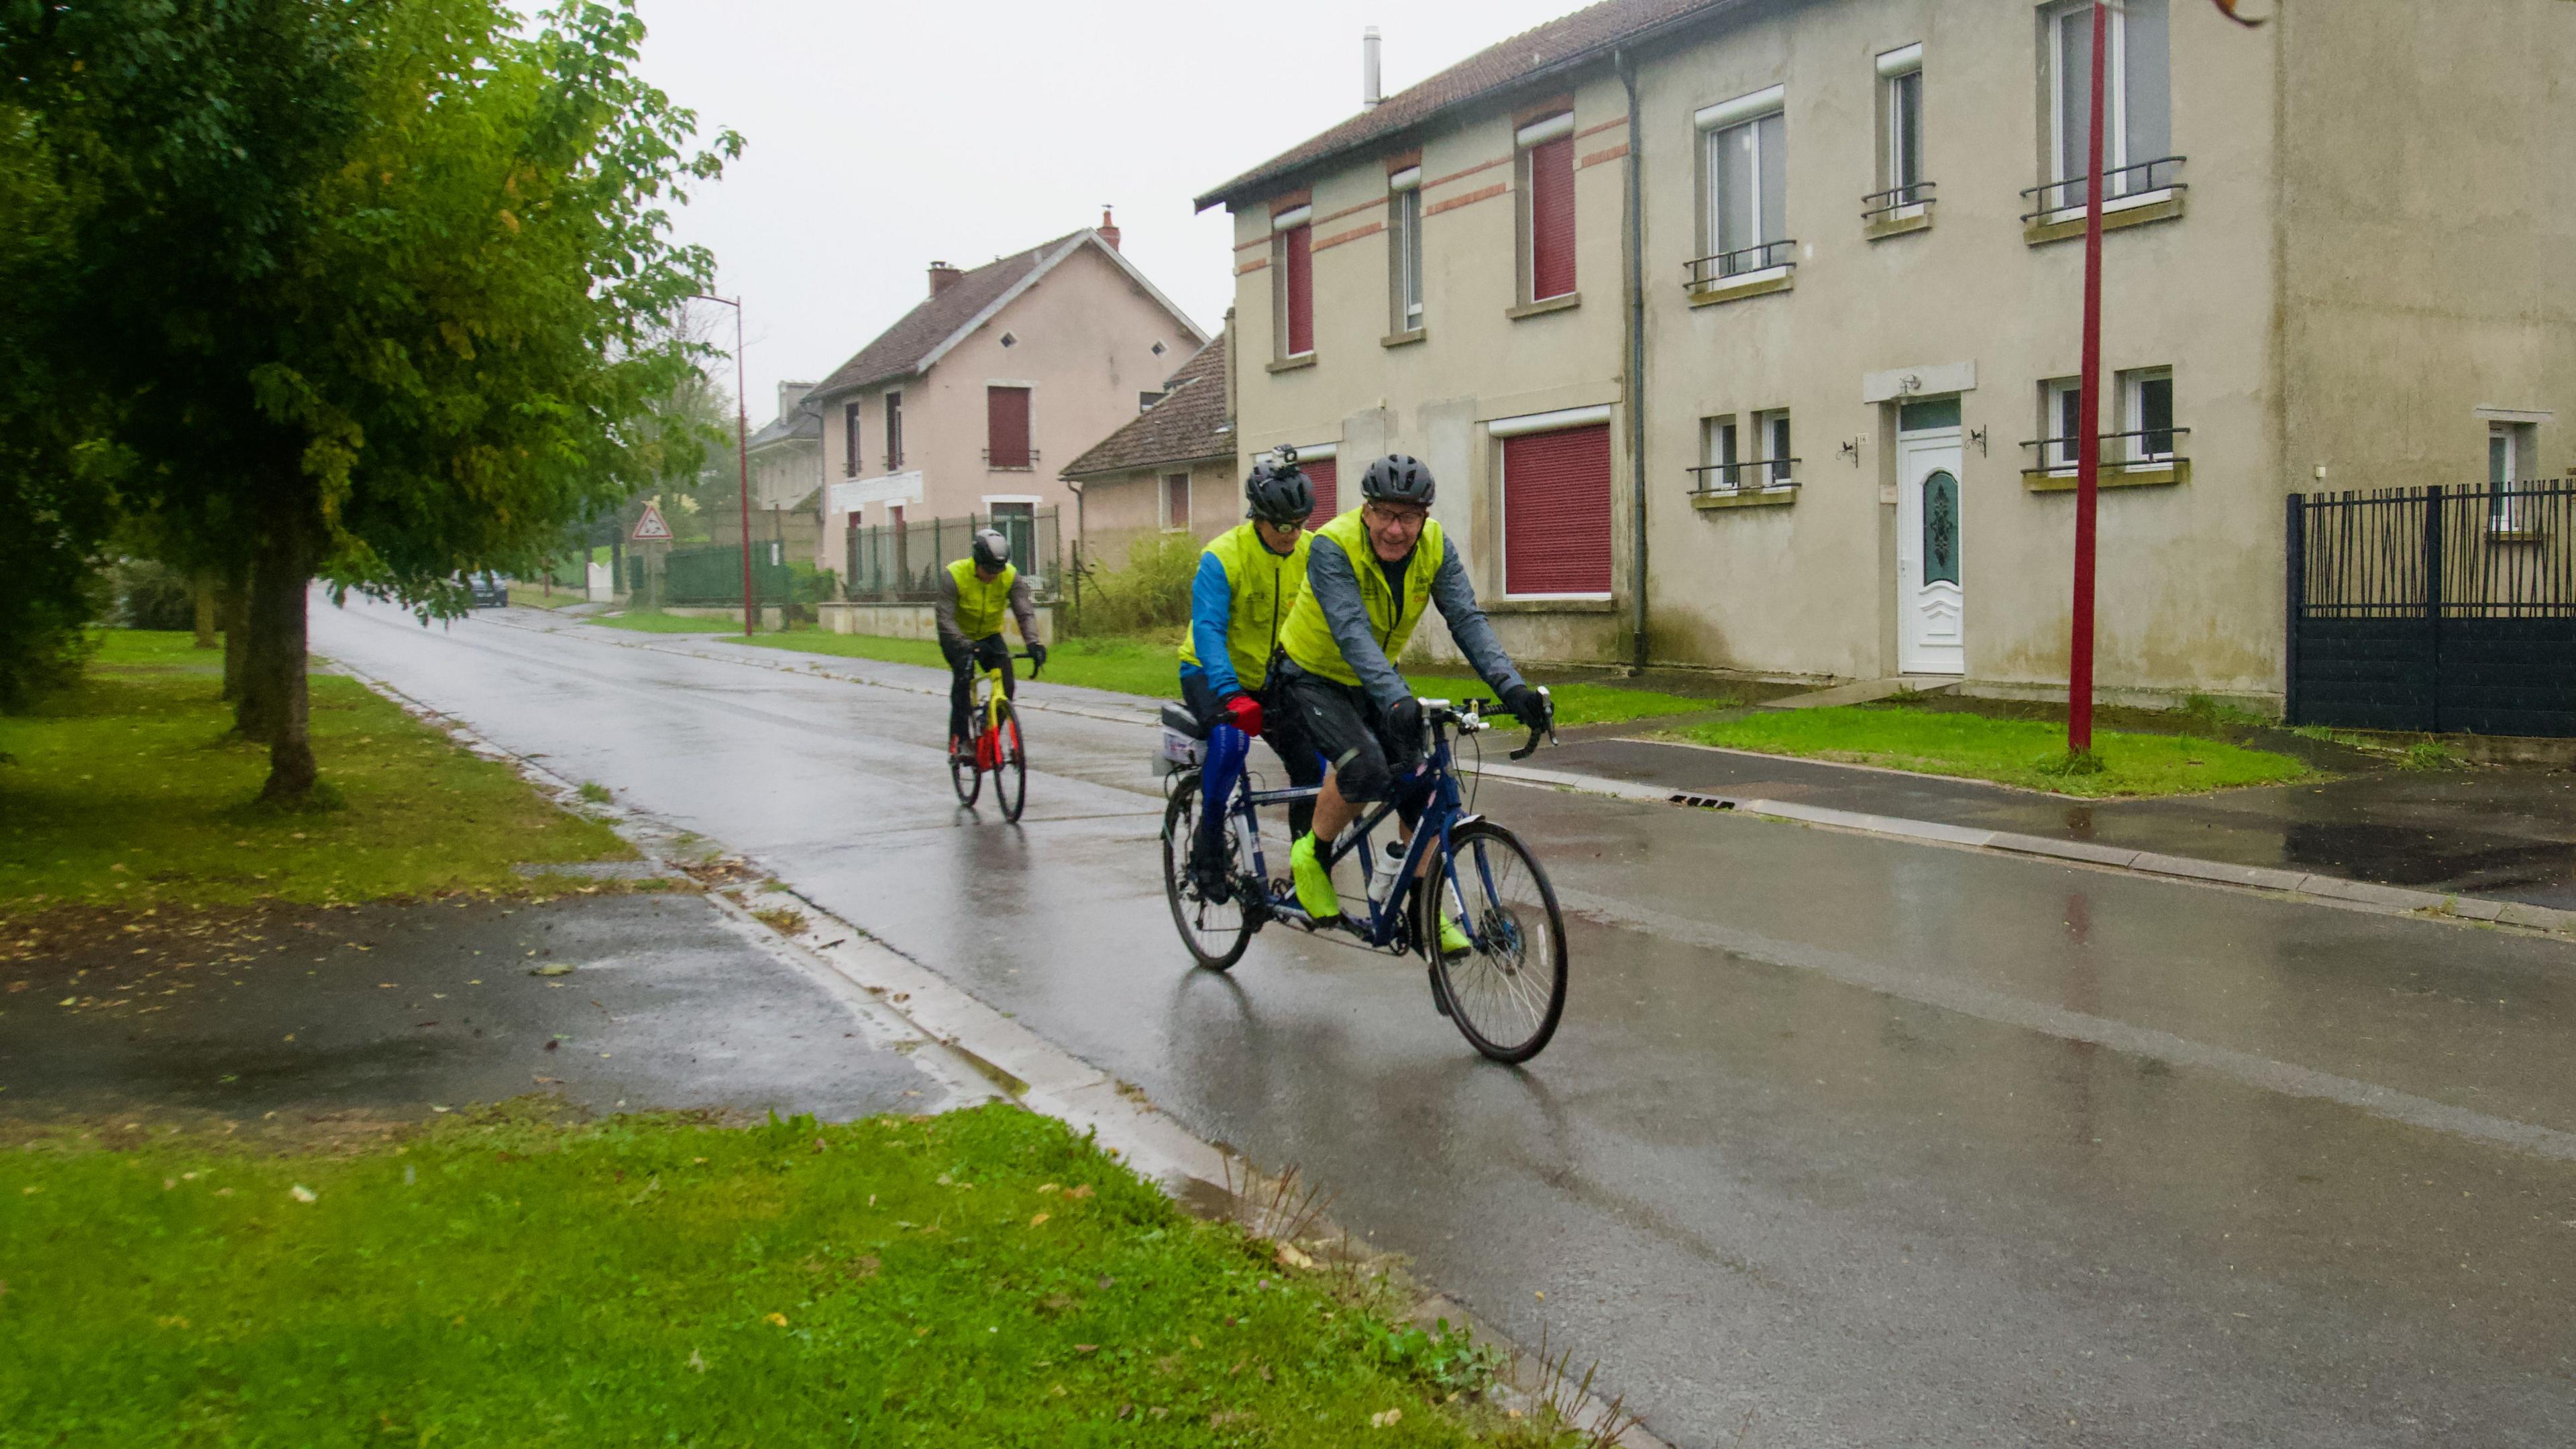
[1896,429,1966,675]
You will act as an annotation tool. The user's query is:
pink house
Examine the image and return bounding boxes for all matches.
[812,217,1206,586]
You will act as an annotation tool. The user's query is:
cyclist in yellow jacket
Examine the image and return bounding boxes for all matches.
[1272,455,1551,936]
[1179,460,1323,877]
[937,528,1045,760]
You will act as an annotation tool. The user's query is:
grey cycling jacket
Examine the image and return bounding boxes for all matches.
[1303,531,1526,714]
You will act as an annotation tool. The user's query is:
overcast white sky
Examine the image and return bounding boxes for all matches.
[632,0,1584,421]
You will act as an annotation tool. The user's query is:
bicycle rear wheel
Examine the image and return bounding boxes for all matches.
[994,702,1027,822]
[1162,782,1254,971]
[950,708,983,808]
[1421,820,1567,1063]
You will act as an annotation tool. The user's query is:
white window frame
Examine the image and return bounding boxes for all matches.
[1699,414,1741,492]
[2043,378,2085,474]
[2044,0,2173,223]
[1880,46,1926,217]
[1389,167,1424,333]
[2490,421,2538,533]
[2120,367,2177,468]
[1752,408,1796,489]
[1697,87,1790,283]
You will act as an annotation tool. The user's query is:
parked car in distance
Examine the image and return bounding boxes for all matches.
[466,572,508,608]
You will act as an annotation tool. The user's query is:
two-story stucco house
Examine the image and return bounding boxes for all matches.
[1197,0,2575,709]
[810,217,1208,584]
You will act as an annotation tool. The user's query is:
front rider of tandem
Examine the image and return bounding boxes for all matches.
[937,527,1046,759]
[1179,460,1324,867]
[1273,454,1554,936]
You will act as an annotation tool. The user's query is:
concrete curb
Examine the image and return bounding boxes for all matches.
[1472,761,2576,938]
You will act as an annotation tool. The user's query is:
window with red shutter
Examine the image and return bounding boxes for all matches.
[843,402,861,478]
[1301,456,1338,529]
[1283,225,1314,356]
[986,386,1032,469]
[1527,130,1576,301]
[1165,472,1191,531]
[1503,425,1613,596]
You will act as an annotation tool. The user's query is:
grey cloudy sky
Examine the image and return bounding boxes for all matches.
[632,0,1582,422]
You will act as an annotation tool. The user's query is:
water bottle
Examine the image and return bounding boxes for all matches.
[1366,847,1403,907]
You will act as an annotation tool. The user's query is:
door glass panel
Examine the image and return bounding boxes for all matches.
[1891,70,1922,193]
[2137,376,2174,458]
[1899,396,1960,431]
[1923,471,1961,586]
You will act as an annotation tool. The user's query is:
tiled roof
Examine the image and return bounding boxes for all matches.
[1194,0,1737,211]
[808,233,1084,400]
[747,405,821,453]
[1061,334,1233,479]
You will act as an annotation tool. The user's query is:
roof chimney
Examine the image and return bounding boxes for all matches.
[1362,27,1382,109]
[777,380,814,420]
[928,261,963,297]
[1097,206,1121,252]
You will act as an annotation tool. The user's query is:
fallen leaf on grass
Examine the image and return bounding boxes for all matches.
[1369,1409,1403,1428]
[1028,1212,1051,1227]
[1275,1242,1316,1271]
[686,1350,707,1373]
[1065,1184,1095,1199]
[289,1185,317,1203]
[764,1313,788,1327]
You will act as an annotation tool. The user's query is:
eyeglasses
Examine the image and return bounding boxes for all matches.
[1365,503,1429,529]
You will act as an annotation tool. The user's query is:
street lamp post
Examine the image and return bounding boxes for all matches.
[688,292,756,637]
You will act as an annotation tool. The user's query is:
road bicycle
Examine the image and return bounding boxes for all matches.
[952,651,1040,822]
[1158,692,1570,1063]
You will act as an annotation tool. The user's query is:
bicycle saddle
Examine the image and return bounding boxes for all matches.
[1159,702,1208,740]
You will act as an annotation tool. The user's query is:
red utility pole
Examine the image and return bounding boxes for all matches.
[2066,0,2110,755]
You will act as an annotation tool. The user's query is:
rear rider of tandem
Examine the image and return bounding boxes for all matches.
[1179,459,1326,879]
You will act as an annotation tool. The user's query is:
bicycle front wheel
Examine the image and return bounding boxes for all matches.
[1422,820,1568,1063]
[951,712,983,808]
[1162,782,1254,971]
[993,702,1027,822]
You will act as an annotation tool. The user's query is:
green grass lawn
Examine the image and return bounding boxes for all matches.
[0,1104,1540,1448]
[734,629,1713,729]
[0,632,629,917]
[589,609,743,634]
[1676,704,2314,797]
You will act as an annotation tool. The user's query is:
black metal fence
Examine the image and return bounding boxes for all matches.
[844,507,1061,602]
[2288,480,2576,736]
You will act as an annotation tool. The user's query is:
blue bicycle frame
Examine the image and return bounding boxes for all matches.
[1222,702,1490,954]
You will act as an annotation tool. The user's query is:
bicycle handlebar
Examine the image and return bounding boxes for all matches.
[1012,651,1042,680]
[1426,686,1556,761]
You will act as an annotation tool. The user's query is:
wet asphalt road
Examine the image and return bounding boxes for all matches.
[311,598,2576,1449]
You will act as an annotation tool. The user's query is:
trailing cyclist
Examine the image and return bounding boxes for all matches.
[938,527,1046,761]
[1179,458,1324,877]
[1272,454,1553,946]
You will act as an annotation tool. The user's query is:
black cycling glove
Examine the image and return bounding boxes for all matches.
[1502,683,1551,731]
[1385,696,1424,741]
[1027,641,1048,670]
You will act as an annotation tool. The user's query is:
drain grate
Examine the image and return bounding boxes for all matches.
[1668,793,1737,810]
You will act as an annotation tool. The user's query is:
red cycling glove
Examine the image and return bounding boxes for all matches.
[1222,693,1265,738]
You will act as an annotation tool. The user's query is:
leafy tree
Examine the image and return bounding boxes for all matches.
[7,0,730,798]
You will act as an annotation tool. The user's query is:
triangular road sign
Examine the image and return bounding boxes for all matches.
[630,502,674,542]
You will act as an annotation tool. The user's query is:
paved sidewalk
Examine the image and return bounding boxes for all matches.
[1537,737,2576,910]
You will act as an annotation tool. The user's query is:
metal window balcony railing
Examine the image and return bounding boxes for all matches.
[1688,458,1800,495]
[2019,156,2186,223]
[1861,181,1936,221]
[980,447,1040,471]
[1684,240,1797,290]
[2020,427,2192,472]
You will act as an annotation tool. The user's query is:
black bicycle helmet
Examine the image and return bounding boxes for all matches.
[1244,462,1314,526]
[1360,453,1436,508]
[969,528,1012,570]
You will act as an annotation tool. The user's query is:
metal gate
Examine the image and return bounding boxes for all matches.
[2288,480,2576,735]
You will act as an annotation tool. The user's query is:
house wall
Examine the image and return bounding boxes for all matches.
[818,241,1203,574]
[1075,457,1237,576]
[2275,0,2576,491]
[1226,0,2327,699]
[1232,72,1637,671]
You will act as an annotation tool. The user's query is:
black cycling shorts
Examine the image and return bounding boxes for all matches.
[1277,663,1421,805]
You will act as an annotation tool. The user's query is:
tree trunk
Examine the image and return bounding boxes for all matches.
[221,570,252,709]
[192,576,219,650]
[247,526,317,802]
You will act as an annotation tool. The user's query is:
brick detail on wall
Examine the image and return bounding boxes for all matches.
[1313,221,1387,253]
[1424,182,1508,219]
